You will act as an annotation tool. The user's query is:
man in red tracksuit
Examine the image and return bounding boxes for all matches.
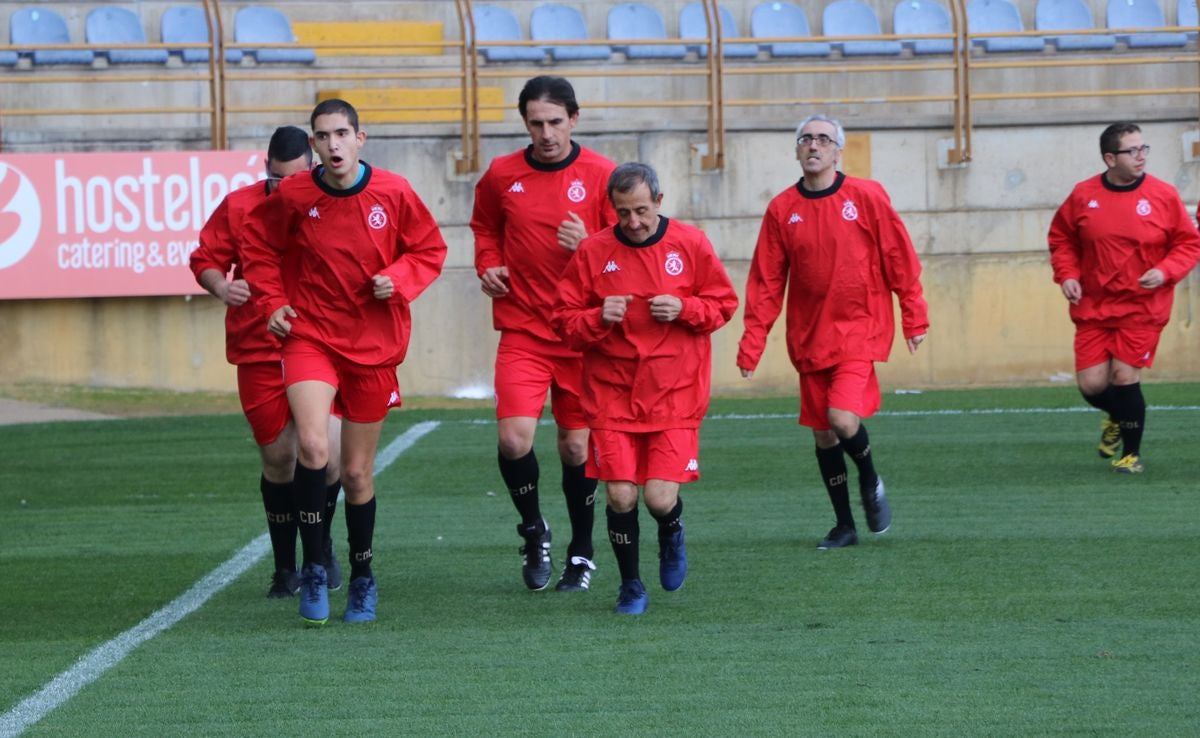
[737,114,929,551]
[471,76,617,593]
[191,125,343,599]
[241,99,447,625]
[553,162,738,615]
[1048,121,1200,473]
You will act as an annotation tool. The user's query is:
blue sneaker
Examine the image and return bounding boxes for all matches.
[614,579,648,615]
[659,524,688,592]
[343,576,378,623]
[298,563,329,626]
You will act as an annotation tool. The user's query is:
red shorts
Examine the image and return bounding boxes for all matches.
[282,337,400,424]
[799,361,880,430]
[1074,325,1161,371]
[587,428,700,485]
[494,332,586,429]
[237,361,290,446]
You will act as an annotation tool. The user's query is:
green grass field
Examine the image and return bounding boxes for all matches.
[2,385,1198,736]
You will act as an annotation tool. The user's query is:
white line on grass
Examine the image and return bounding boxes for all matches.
[451,405,1200,425]
[0,420,441,738]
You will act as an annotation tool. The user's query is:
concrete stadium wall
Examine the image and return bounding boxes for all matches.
[4,122,1200,396]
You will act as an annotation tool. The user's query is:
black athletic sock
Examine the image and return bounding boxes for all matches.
[323,480,341,546]
[498,449,541,526]
[1082,384,1119,417]
[606,506,640,582]
[345,497,376,582]
[1111,382,1146,457]
[651,496,683,539]
[293,462,328,568]
[260,476,297,573]
[839,424,879,494]
[815,444,855,529]
[562,461,597,560]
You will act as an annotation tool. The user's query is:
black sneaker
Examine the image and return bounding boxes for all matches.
[861,476,892,534]
[517,520,552,591]
[817,525,858,550]
[322,534,342,592]
[267,569,300,598]
[554,556,596,592]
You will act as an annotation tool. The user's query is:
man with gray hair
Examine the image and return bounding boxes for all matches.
[737,114,929,550]
[553,162,738,614]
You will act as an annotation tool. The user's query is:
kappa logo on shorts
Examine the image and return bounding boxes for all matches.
[567,179,587,203]
[1136,199,1152,217]
[664,251,684,276]
[367,204,388,230]
[841,200,859,221]
[684,458,699,472]
[387,390,400,407]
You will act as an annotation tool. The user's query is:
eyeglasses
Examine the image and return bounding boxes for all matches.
[797,133,838,148]
[264,175,285,184]
[1112,145,1151,158]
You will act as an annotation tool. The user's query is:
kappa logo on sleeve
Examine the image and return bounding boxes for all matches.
[0,162,42,270]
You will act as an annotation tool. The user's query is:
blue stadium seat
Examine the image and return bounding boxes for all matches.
[472,4,545,62]
[894,0,955,54]
[750,1,832,57]
[530,3,610,61]
[86,6,168,64]
[679,2,759,58]
[234,6,316,63]
[1036,0,1116,50]
[11,8,95,65]
[1106,0,1188,47]
[161,6,243,63]
[1179,0,1198,38]
[0,50,15,66]
[607,3,687,59]
[824,0,904,55]
[967,0,1047,52]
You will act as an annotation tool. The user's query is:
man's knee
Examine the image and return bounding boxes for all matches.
[557,430,588,465]
[605,482,638,513]
[813,429,840,449]
[498,422,535,459]
[827,409,860,439]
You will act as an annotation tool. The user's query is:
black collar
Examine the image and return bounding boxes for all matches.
[312,161,372,197]
[614,216,669,248]
[523,141,581,172]
[1100,171,1145,193]
[795,171,846,199]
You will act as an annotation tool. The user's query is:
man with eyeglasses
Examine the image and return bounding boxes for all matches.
[191,125,344,599]
[737,114,929,551]
[1048,122,1200,474]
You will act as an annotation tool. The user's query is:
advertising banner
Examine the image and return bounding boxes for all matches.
[0,151,270,299]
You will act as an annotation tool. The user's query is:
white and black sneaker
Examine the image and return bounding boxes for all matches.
[861,476,891,534]
[554,556,596,592]
[517,520,552,591]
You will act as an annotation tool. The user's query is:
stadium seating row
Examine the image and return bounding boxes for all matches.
[473,0,1198,61]
[0,5,313,67]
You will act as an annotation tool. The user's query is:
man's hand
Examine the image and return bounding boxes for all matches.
[479,266,510,297]
[372,274,394,300]
[906,333,927,354]
[1138,268,1165,289]
[557,211,588,252]
[268,305,297,337]
[649,295,683,322]
[217,278,251,307]
[1061,278,1082,305]
[602,295,633,325]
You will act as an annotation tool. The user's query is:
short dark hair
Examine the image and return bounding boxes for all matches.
[1100,122,1141,156]
[607,162,661,203]
[311,98,359,132]
[267,125,312,165]
[518,76,579,119]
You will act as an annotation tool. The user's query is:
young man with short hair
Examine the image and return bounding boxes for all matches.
[242,100,447,624]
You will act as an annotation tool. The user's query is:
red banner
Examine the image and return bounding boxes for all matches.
[0,151,271,299]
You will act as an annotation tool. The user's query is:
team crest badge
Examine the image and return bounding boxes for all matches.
[664,251,684,276]
[841,200,859,221]
[1136,199,1151,217]
[368,204,388,230]
[567,179,587,203]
